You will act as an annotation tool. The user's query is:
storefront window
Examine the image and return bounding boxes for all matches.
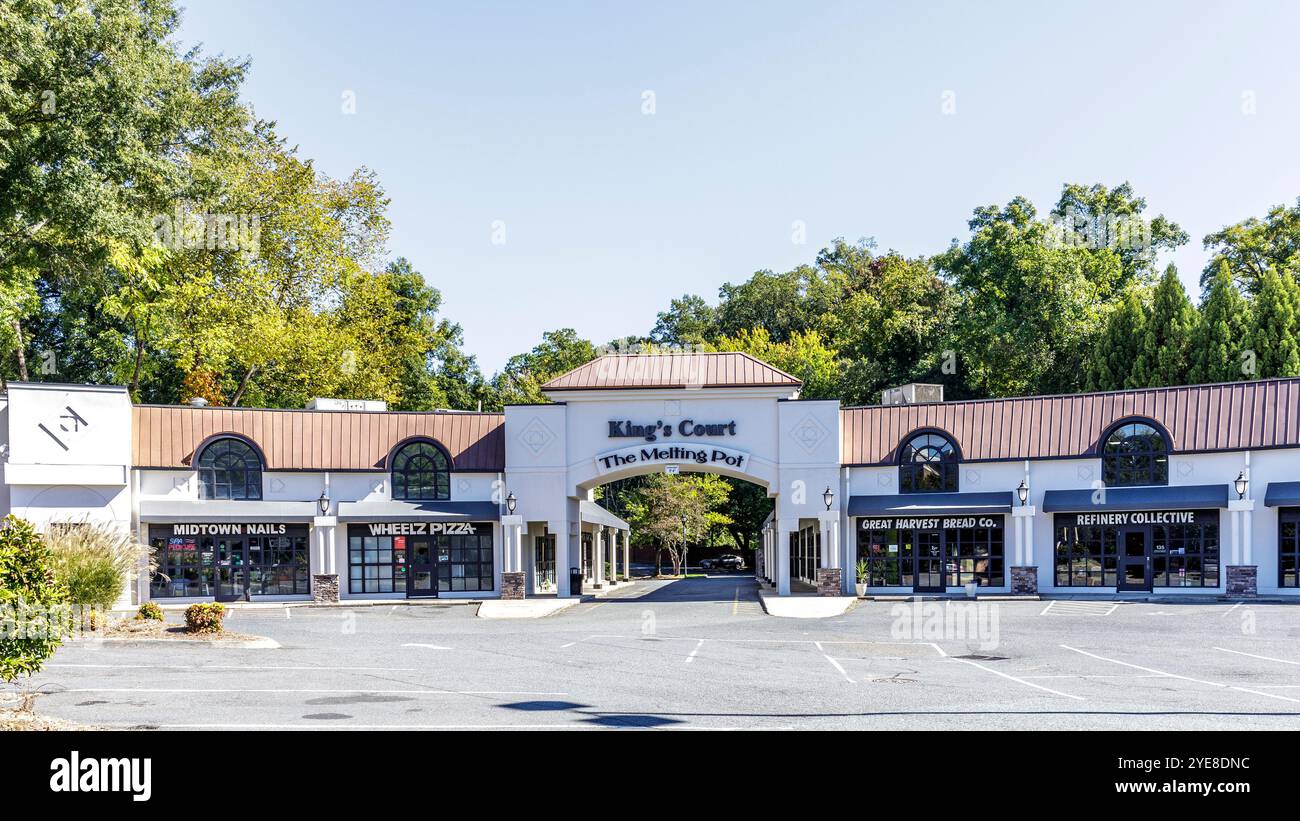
[1101,421,1168,487]
[1281,511,1300,588]
[1054,512,1218,588]
[197,437,263,500]
[898,432,959,493]
[148,524,306,597]
[857,518,1003,588]
[1054,525,1118,587]
[349,523,493,595]
[150,534,212,598]
[391,441,451,501]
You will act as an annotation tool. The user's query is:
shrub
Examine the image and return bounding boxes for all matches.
[0,516,73,682]
[45,520,153,611]
[137,601,164,621]
[184,602,225,634]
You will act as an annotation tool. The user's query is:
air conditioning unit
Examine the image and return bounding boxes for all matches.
[305,398,387,412]
[880,383,944,406]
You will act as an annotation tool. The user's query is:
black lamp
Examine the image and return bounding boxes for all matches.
[1016,480,1029,506]
[317,489,329,516]
[1234,471,1247,500]
[505,491,517,514]
[823,486,834,511]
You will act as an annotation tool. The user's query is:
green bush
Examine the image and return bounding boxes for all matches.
[137,601,164,621]
[45,521,153,611]
[0,516,73,682]
[184,602,225,634]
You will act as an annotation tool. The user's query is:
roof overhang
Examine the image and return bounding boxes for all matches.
[1042,484,1229,512]
[579,499,630,530]
[336,500,500,522]
[848,491,1013,516]
[140,500,318,522]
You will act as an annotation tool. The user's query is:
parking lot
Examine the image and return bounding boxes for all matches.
[10,576,1300,730]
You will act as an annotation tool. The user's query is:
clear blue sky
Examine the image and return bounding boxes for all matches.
[178,1,1300,375]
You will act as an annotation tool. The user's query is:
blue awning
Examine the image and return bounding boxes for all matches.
[848,491,1012,517]
[1042,484,1228,512]
[1265,482,1300,507]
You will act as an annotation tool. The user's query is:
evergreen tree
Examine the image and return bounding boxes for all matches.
[1249,268,1300,378]
[1190,262,1253,384]
[1085,286,1148,391]
[1131,265,1196,387]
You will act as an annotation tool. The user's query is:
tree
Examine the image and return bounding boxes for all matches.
[650,295,717,346]
[1084,286,1149,391]
[623,474,731,576]
[1190,262,1253,384]
[1202,198,1300,294]
[717,478,772,557]
[1248,268,1300,378]
[713,327,841,399]
[0,516,72,682]
[1130,265,1197,387]
[490,328,598,406]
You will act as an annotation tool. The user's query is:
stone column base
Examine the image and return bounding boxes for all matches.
[1226,565,1257,598]
[312,574,339,603]
[501,571,526,600]
[1010,566,1038,596]
[817,568,842,597]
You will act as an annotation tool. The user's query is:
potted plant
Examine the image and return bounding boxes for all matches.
[855,558,869,597]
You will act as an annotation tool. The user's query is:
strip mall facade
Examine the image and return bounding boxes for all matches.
[1,352,1298,604]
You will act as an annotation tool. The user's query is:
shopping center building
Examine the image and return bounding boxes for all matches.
[1,351,1297,604]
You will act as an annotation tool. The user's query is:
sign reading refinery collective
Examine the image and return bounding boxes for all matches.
[860,516,1004,530]
[596,444,749,475]
[1055,510,1217,527]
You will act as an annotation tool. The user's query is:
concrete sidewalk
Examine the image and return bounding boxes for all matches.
[757,590,857,618]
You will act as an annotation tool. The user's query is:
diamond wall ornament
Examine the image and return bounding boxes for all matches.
[964,469,981,485]
[877,472,893,487]
[518,416,556,456]
[790,413,830,454]
[1076,465,1094,481]
[1176,461,1194,477]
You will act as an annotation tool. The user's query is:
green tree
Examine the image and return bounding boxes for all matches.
[622,473,731,576]
[1130,265,1197,387]
[1084,286,1149,391]
[0,516,72,682]
[489,328,598,406]
[1190,262,1253,384]
[650,295,717,345]
[713,327,840,399]
[1202,198,1300,294]
[1248,268,1300,378]
[716,478,773,557]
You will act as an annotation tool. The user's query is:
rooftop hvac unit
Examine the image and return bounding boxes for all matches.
[880,383,944,406]
[305,398,387,412]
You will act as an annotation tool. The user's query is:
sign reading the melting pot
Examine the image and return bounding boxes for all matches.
[595,444,749,476]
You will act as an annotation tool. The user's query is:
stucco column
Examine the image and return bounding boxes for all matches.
[1227,499,1256,598]
[1011,505,1038,596]
[816,512,841,597]
[500,516,526,599]
[621,529,630,581]
[592,526,605,588]
[777,519,796,596]
[311,516,340,603]
[552,519,574,597]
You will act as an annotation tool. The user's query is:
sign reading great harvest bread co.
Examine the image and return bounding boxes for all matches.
[859,516,1004,531]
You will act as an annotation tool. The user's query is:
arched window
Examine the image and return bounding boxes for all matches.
[391,440,451,501]
[1102,421,1169,487]
[197,437,263,500]
[898,432,959,493]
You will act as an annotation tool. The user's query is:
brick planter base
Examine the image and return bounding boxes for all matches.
[312,574,339,603]
[1225,565,1257,598]
[1010,566,1038,596]
[501,571,526,600]
[817,567,842,597]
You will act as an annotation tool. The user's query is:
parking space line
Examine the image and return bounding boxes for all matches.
[1061,644,1300,705]
[50,687,569,696]
[42,664,419,672]
[1214,646,1300,666]
[947,657,1085,700]
[685,639,704,663]
[1221,602,1244,617]
[813,642,854,683]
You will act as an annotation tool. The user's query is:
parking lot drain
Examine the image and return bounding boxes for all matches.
[954,654,1008,661]
[870,677,916,684]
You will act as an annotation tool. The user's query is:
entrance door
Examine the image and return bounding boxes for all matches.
[406,536,439,598]
[534,535,556,593]
[1118,528,1151,592]
[913,530,945,592]
[215,537,247,602]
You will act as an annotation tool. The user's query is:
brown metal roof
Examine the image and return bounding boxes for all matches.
[541,352,802,392]
[840,378,1300,465]
[132,406,505,471]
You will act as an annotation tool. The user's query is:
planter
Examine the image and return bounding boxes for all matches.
[855,583,867,597]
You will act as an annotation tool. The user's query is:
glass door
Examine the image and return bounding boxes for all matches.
[534,535,556,593]
[215,537,247,601]
[1118,528,1151,591]
[913,530,945,592]
[406,536,438,598]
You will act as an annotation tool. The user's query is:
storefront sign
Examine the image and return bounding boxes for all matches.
[595,444,748,475]
[859,515,1004,530]
[171,523,287,536]
[366,522,479,536]
[607,419,737,441]
[1055,510,1218,527]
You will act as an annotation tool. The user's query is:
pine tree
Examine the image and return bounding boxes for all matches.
[1131,264,1196,387]
[1249,268,1300,378]
[1085,286,1148,391]
[1190,262,1253,384]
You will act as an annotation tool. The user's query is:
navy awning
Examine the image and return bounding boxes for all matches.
[848,491,1012,517]
[1265,482,1300,507]
[1042,484,1228,512]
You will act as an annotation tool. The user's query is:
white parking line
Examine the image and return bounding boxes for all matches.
[947,657,1085,700]
[50,687,568,696]
[1061,644,1300,705]
[1221,602,1244,617]
[1214,646,1300,666]
[43,664,418,672]
[685,639,705,663]
[813,641,854,683]
[1041,600,1119,616]
[401,643,452,650]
